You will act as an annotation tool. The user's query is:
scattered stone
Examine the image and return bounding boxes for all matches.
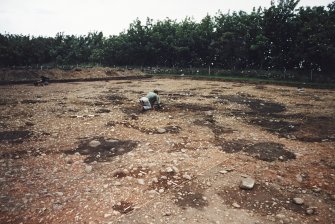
[64,157,73,164]
[111,168,129,178]
[89,140,101,148]
[276,214,286,220]
[157,128,167,134]
[113,211,120,216]
[85,165,93,173]
[148,190,157,194]
[232,203,241,208]
[130,113,138,120]
[55,192,64,197]
[163,211,172,216]
[113,181,122,186]
[293,197,304,205]
[219,170,228,174]
[240,177,255,190]
[96,108,111,113]
[296,174,303,182]
[104,213,112,218]
[182,174,192,180]
[312,187,322,193]
[165,167,174,173]
[172,166,179,173]
[205,111,213,116]
[158,189,165,193]
[226,168,234,172]
[306,207,316,215]
[137,179,145,185]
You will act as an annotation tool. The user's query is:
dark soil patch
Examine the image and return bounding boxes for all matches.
[154,126,181,134]
[217,139,251,153]
[104,94,128,105]
[172,103,215,112]
[219,95,286,115]
[129,90,145,95]
[173,186,209,209]
[20,99,46,104]
[194,116,235,137]
[112,201,134,214]
[249,118,299,136]
[294,116,335,142]
[223,94,333,142]
[65,137,138,163]
[95,108,111,113]
[219,140,296,162]
[114,81,133,84]
[0,99,18,106]
[0,130,32,143]
[246,142,296,162]
[218,184,307,216]
[121,106,142,116]
[210,89,224,94]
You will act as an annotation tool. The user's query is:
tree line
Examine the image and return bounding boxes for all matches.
[0,0,334,79]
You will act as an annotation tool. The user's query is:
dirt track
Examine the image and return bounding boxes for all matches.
[0,76,334,224]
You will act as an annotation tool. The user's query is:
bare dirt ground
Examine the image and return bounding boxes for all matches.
[0,72,334,224]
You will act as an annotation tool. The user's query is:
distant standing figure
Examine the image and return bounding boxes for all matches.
[34,76,49,86]
[139,89,161,110]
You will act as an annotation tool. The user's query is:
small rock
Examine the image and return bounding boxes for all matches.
[296,174,303,182]
[85,165,93,173]
[293,197,304,205]
[130,113,138,120]
[172,166,179,173]
[182,174,192,180]
[232,203,240,208]
[55,192,64,196]
[312,187,322,193]
[157,128,166,134]
[148,190,157,194]
[113,211,120,216]
[113,181,121,186]
[276,214,286,220]
[96,108,111,113]
[219,170,228,174]
[163,211,172,216]
[89,140,101,148]
[165,167,174,173]
[137,179,145,185]
[104,213,112,218]
[330,194,335,201]
[306,207,316,215]
[240,177,255,190]
[64,157,73,164]
[158,189,165,193]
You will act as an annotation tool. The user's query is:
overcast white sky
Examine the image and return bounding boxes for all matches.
[0,0,333,37]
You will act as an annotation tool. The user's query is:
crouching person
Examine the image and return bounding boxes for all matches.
[139,89,161,111]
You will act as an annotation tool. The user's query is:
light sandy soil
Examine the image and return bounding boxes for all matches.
[0,75,334,224]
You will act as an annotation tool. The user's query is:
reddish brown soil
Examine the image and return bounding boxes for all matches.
[0,71,334,224]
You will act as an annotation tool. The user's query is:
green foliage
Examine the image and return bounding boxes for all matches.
[0,0,334,81]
